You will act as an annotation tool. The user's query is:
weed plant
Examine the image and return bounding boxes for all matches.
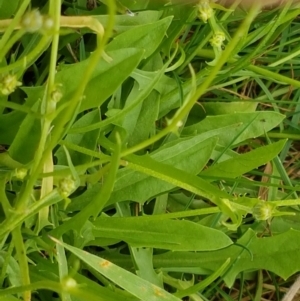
[0,0,300,300]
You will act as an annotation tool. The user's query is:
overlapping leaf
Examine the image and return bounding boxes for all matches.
[52,238,182,301]
[92,216,233,251]
[68,135,218,211]
[101,229,300,287]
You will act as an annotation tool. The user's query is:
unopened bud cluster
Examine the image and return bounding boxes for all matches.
[21,10,54,33]
[57,177,76,198]
[210,31,226,50]
[252,200,274,221]
[197,0,213,23]
[47,85,63,114]
[51,87,63,103]
[0,74,22,95]
[14,168,28,180]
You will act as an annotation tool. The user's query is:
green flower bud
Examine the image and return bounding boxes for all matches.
[176,120,183,128]
[197,0,213,23]
[252,200,275,221]
[0,74,22,95]
[57,177,76,198]
[63,277,77,289]
[14,168,27,180]
[42,16,54,32]
[21,10,43,33]
[51,85,63,103]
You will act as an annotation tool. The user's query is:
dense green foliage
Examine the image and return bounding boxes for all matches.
[1,0,300,300]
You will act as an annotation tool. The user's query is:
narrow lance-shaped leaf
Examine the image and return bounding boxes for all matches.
[201,139,286,179]
[50,238,182,301]
[92,216,233,251]
[182,111,285,147]
[54,48,144,113]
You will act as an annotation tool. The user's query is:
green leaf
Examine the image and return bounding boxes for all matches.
[271,213,300,233]
[153,229,300,287]
[68,135,218,211]
[127,90,159,146]
[124,152,229,204]
[0,251,22,287]
[202,101,258,115]
[51,238,182,301]
[102,229,300,288]
[0,87,43,146]
[106,17,173,59]
[92,216,233,251]
[182,111,285,147]
[174,258,230,298]
[56,110,101,167]
[94,11,162,34]
[54,48,144,113]
[29,256,137,301]
[0,296,19,301]
[69,61,176,135]
[131,69,177,94]
[0,0,20,18]
[201,139,286,179]
[130,247,163,288]
[8,100,41,164]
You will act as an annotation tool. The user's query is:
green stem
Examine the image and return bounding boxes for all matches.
[247,64,300,88]
[0,15,104,34]
[0,99,41,117]
[0,177,12,214]
[15,1,61,212]
[12,226,31,301]
[0,281,63,297]
[140,207,221,220]
[267,132,300,140]
[273,199,300,207]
